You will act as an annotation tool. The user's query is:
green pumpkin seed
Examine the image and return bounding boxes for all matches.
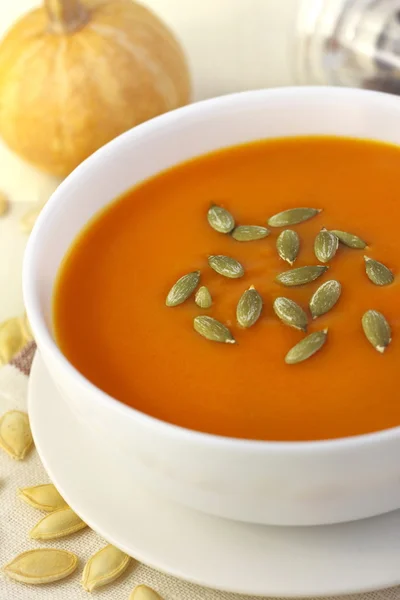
[276,265,328,287]
[309,280,342,319]
[237,286,263,328]
[362,310,391,353]
[273,297,308,332]
[314,228,339,263]
[285,330,328,365]
[194,316,236,344]
[166,271,200,307]
[231,225,270,241]
[207,205,235,233]
[208,255,244,278]
[268,207,321,227]
[195,286,212,308]
[364,256,394,286]
[330,230,367,249]
[276,229,300,265]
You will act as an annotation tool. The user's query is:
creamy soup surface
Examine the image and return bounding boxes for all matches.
[53,136,400,441]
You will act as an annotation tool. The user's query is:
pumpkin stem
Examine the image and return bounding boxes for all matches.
[44,0,89,34]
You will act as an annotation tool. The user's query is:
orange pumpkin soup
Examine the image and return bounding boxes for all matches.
[53,136,400,441]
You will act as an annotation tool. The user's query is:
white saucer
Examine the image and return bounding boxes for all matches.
[28,353,400,598]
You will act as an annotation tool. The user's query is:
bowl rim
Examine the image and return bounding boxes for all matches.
[23,85,400,453]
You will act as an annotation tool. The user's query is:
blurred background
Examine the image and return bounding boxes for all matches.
[0,0,400,328]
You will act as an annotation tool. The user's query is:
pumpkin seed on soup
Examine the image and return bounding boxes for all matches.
[309,280,342,319]
[276,265,328,287]
[285,330,328,365]
[364,256,394,286]
[314,228,339,263]
[362,310,391,353]
[276,229,300,265]
[232,225,270,241]
[268,207,321,227]
[237,286,263,328]
[207,205,235,233]
[208,255,244,278]
[194,316,236,344]
[330,230,367,249]
[195,286,212,308]
[273,297,308,332]
[166,271,200,307]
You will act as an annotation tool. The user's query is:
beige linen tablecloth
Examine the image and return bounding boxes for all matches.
[0,343,399,600]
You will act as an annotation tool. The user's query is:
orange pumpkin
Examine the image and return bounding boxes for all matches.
[0,0,191,176]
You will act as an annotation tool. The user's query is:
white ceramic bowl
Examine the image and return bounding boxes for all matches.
[23,87,400,526]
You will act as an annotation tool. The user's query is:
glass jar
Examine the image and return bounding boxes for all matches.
[296,0,400,94]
